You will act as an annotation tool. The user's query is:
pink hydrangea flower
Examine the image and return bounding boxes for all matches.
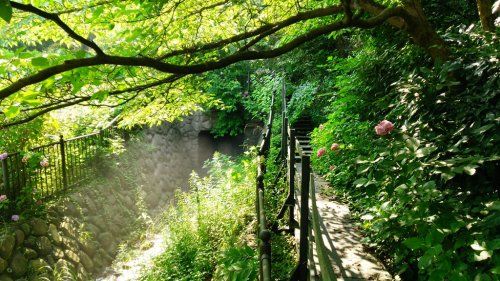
[40,158,49,168]
[0,153,8,160]
[11,215,19,221]
[0,195,7,202]
[374,120,395,136]
[330,143,340,151]
[317,148,326,157]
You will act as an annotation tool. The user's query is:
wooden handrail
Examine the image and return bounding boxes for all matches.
[257,79,337,281]
[255,89,275,281]
[310,175,337,281]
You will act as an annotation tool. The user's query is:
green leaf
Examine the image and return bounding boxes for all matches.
[487,238,500,250]
[403,237,425,250]
[91,91,109,102]
[486,201,500,211]
[470,241,486,251]
[418,253,433,269]
[4,105,21,119]
[352,178,368,187]
[31,57,49,67]
[0,0,12,23]
[492,265,500,274]
[473,251,491,261]
[472,124,494,135]
[425,228,444,244]
[22,99,43,106]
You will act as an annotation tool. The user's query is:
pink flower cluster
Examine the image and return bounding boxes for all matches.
[317,148,326,157]
[0,194,7,202]
[0,152,7,160]
[11,215,19,221]
[317,142,342,158]
[374,120,394,136]
[330,143,340,151]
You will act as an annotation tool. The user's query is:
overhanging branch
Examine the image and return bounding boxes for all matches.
[157,5,344,60]
[10,1,105,55]
[1,75,185,128]
[0,5,408,103]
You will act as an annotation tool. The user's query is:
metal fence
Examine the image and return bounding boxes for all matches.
[0,128,114,202]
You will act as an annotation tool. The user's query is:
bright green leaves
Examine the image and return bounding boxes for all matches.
[20,92,42,106]
[403,237,426,250]
[2,91,43,120]
[91,90,108,102]
[0,0,12,23]
[31,57,50,67]
[3,105,20,119]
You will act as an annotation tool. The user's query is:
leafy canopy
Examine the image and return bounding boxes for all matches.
[0,0,436,129]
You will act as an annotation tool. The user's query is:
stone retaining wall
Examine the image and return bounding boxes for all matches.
[139,111,260,211]
[0,170,143,281]
[0,111,260,280]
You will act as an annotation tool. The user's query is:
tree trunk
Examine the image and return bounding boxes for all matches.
[402,0,450,62]
[477,0,495,32]
[356,0,450,62]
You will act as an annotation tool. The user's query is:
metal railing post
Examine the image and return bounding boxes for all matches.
[59,135,68,190]
[99,129,105,146]
[298,155,310,281]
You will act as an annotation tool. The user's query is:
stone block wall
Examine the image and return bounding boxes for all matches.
[0,111,261,280]
[0,170,143,280]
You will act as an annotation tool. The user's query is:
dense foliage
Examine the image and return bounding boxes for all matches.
[1,0,499,280]
[204,4,499,280]
[141,152,259,280]
[310,25,499,280]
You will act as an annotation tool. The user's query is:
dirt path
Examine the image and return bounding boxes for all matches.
[295,164,392,280]
[313,174,392,280]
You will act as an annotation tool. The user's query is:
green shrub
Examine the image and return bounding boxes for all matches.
[141,151,259,281]
[311,26,499,280]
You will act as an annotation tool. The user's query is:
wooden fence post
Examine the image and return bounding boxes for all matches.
[288,128,296,235]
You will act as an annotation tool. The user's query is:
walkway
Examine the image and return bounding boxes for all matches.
[292,117,392,281]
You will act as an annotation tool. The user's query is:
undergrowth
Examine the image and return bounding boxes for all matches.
[141,151,259,281]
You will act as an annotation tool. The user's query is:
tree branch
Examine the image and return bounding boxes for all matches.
[55,0,114,15]
[10,1,105,55]
[0,4,409,103]
[1,75,184,128]
[157,5,344,60]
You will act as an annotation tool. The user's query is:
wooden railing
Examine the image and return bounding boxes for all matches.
[288,130,337,281]
[256,81,337,281]
[256,90,275,281]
